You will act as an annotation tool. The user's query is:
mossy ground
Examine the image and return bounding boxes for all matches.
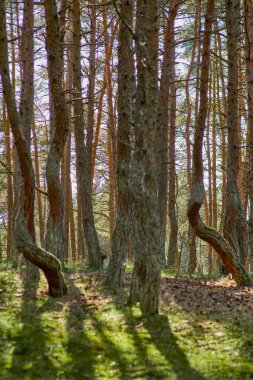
[0,266,253,379]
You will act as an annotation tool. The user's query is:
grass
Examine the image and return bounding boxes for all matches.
[0,266,253,379]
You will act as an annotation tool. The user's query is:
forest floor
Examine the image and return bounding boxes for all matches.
[0,265,253,380]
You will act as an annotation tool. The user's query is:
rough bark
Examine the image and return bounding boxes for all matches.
[188,0,202,273]
[72,0,102,267]
[86,0,97,188]
[44,0,69,262]
[223,0,248,265]
[32,120,45,247]
[167,22,178,269]
[103,9,117,244]
[3,103,13,259]
[187,0,250,285]
[105,0,135,288]
[245,0,253,265]
[0,0,67,296]
[129,0,161,314]
[157,0,180,263]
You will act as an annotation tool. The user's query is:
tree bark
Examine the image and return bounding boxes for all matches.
[44,0,69,263]
[130,0,161,314]
[157,0,181,264]
[223,0,248,266]
[167,21,178,269]
[72,0,102,267]
[187,0,250,285]
[0,0,67,296]
[245,0,253,266]
[105,0,135,288]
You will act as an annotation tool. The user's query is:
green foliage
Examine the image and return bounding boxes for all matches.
[0,268,253,379]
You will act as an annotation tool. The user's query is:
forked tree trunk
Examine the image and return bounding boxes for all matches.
[187,0,250,286]
[129,0,161,315]
[0,0,67,296]
[105,0,135,288]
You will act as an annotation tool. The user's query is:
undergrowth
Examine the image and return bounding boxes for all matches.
[0,267,253,379]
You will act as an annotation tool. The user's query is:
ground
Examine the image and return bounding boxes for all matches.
[0,265,253,380]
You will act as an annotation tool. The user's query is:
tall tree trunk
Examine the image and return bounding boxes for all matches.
[187,0,250,286]
[245,0,253,265]
[105,0,135,288]
[86,0,97,189]
[72,0,102,267]
[32,120,45,247]
[44,0,69,262]
[103,8,117,245]
[188,0,202,273]
[3,103,13,259]
[223,0,248,266]
[167,21,178,269]
[0,0,67,296]
[157,0,180,265]
[130,0,161,315]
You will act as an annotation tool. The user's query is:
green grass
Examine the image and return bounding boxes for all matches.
[0,268,253,379]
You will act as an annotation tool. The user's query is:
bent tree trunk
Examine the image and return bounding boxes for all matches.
[0,0,67,296]
[105,0,135,288]
[187,0,250,285]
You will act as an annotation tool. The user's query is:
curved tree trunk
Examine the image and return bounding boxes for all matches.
[187,0,250,286]
[0,0,67,296]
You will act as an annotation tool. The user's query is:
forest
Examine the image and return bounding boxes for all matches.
[1,0,253,378]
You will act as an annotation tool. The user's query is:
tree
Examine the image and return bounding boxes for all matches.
[223,0,248,266]
[129,0,161,314]
[44,0,70,263]
[72,0,103,267]
[0,0,67,296]
[187,0,250,285]
[105,0,135,288]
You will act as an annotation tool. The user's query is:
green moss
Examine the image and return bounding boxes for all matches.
[0,269,253,379]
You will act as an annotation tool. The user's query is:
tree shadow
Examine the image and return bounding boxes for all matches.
[102,285,206,379]
[10,270,59,379]
[143,313,206,380]
[161,276,253,376]
[65,278,130,379]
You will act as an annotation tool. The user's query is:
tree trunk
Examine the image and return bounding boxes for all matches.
[245,0,253,266]
[187,0,250,285]
[167,20,178,269]
[105,0,135,288]
[129,0,161,315]
[44,0,69,263]
[0,0,67,296]
[72,0,102,267]
[157,0,180,264]
[223,0,248,266]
